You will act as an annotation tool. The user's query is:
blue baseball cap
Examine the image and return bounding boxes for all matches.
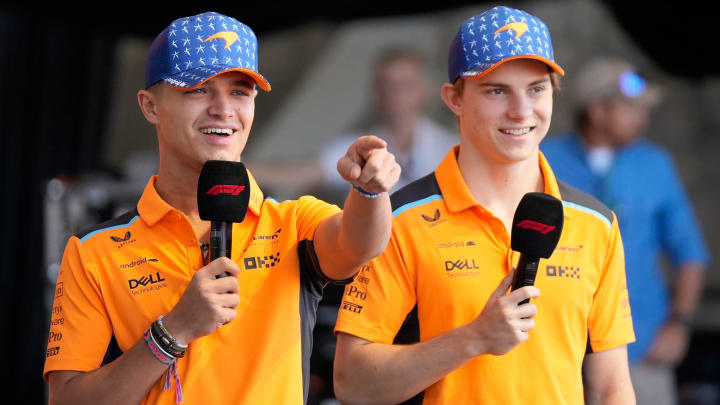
[145,11,271,92]
[448,6,564,83]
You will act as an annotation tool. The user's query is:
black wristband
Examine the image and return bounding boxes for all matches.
[151,320,186,358]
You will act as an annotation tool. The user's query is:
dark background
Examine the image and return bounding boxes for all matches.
[1,2,717,403]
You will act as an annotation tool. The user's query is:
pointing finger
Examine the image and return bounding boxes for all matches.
[357,149,387,184]
[353,135,387,160]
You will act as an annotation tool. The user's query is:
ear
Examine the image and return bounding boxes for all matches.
[441,83,463,117]
[137,89,160,124]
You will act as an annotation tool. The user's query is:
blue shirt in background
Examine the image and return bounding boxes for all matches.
[541,133,710,363]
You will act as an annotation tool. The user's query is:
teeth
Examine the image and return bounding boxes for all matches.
[501,128,531,136]
[200,128,234,135]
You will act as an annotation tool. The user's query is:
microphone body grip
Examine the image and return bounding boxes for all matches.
[511,255,539,305]
[211,221,232,278]
[210,221,232,260]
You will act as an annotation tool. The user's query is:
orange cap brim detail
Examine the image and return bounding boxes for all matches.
[464,55,565,81]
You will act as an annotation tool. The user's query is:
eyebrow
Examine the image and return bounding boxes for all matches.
[231,79,255,88]
[478,77,550,88]
[201,78,255,89]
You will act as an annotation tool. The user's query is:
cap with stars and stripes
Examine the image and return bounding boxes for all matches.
[145,11,271,92]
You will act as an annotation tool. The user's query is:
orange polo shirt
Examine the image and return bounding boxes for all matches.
[44,172,341,404]
[335,146,635,404]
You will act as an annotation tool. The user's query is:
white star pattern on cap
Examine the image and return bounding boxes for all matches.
[147,11,270,91]
[452,6,562,81]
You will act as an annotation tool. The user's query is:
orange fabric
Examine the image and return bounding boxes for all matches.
[44,173,339,404]
[463,54,565,79]
[335,146,634,404]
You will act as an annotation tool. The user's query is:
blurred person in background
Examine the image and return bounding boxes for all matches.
[43,11,399,405]
[251,46,457,204]
[541,57,710,405]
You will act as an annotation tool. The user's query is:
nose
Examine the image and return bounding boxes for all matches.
[207,92,234,120]
[506,93,533,121]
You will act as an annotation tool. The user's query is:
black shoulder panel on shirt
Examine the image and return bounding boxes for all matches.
[393,305,424,404]
[101,334,123,366]
[297,239,352,404]
[558,181,613,224]
[585,330,594,354]
[74,209,139,240]
[297,240,354,287]
[390,172,442,212]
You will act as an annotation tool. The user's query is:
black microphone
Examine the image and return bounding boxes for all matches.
[510,192,564,305]
[197,160,251,277]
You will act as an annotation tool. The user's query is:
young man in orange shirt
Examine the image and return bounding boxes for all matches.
[44,11,399,404]
[334,6,636,404]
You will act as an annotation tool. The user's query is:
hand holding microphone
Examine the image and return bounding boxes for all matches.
[464,193,564,356]
[197,160,251,276]
[161,161,251,343]
[510,192,564,304]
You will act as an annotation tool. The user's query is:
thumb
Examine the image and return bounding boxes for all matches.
[489,270,515,300]
[337,156,362,182]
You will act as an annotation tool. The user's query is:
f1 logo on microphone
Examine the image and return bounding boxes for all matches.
[206,185,246,196]
[516,219,556,234]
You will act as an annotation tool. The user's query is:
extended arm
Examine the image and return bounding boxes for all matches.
[334,273,540,404]
[583,346,636,405]
[314,136,400,280]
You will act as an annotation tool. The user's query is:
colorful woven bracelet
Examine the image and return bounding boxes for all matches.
[144,328,184,403]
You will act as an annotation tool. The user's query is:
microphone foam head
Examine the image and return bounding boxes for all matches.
[511,192,564,258]
[197,160,250,222]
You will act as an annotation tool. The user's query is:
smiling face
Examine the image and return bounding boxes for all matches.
[139,71,258,174]
[442,59,554,166]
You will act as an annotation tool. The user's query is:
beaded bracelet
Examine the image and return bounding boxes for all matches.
[352,185,382,199]
[144,328,184,403]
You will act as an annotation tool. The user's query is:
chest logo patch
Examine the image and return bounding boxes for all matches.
[110,231,136,248]
[546,265,580,279]
[445,258,481,278]
[421,209,441,222]
[243,252,281,270]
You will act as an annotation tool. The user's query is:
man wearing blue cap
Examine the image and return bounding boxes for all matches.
[542,57,709,405]
[333,6,636,404]
[43,11,400,404]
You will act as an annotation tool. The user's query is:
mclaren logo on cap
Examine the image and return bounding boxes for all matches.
[204,31,239,49]
[495,22,528,39]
